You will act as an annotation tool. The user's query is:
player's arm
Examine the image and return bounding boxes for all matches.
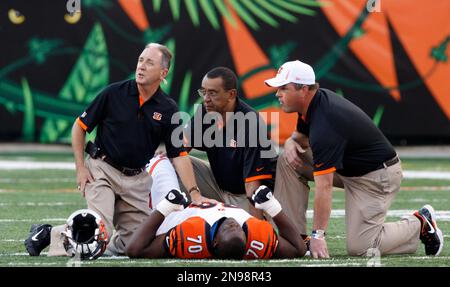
[126,189,189,258]
[252,186,306,258]
[272,210,307,258]
[126,210,168,258]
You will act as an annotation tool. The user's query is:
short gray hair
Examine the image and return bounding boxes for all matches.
[294,82,319,91]
[145,43,172,70]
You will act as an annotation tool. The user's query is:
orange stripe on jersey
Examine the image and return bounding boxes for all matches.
[313,167,336,176]
[139,95,144,107]
[243,218,278,259]
[166,216,213,259]
[244,174,272,183]
[76,117,88,131]
[148,156,167,175]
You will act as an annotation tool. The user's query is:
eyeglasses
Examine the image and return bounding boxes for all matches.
[197,88,220,99]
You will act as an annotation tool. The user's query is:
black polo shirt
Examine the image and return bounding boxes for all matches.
[77,79,186,169]
[185,98,277,194]
[296,88,396,177]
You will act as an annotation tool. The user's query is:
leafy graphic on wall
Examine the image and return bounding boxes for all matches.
[1,0,449,144]
[40,23,109,143]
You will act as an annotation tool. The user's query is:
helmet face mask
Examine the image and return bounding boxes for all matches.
[63,209,108,260]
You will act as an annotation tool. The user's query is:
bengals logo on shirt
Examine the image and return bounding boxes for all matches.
[153,112,162,121]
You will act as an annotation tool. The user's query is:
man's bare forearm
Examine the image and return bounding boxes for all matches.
[312,173,334,231]
[71,121,86,169]
[172,155,197,192]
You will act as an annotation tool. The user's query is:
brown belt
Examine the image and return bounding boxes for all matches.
[375,156,399,170]
[102,156,144,176]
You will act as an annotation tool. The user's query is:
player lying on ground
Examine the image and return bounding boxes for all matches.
[126,186,307,259]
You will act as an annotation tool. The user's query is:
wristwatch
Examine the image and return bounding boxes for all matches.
[312,229,326,240]
[188,186,200,194]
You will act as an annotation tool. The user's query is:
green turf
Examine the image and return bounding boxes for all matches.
[0,156,449,267]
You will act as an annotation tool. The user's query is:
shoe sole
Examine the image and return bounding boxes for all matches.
[423,204,444,256]
[435,228,444,256]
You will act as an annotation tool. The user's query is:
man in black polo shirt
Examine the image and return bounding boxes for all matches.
[182,67,277,218]
[264,60,444,258]
[24,43,212,257]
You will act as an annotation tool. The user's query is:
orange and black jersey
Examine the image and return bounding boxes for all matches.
[164,216,214,259]
[296,88,396,177]
[76,79,186,169]
[242,217,278,259]
[164,214,278,260]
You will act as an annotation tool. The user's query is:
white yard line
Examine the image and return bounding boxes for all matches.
[307,210,450,220]
[0,202,78,207]
[2,235,449,243]
[1,160,450,180]
[0,218,66,223]
[0,161,74,170]
[0,178,74,183]
[403,171,450,180]
[1,210,449,223]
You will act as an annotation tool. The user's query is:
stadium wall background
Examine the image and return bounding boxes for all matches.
[1,0,449,145]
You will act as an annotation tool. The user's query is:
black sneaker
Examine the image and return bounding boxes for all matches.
[24,224,52,256]
[413,205,444,256]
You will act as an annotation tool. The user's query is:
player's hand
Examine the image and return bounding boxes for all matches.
[252,185,273,205]
[251,185,281,217]
[76,166,94,197]
[165,189,190,207]
[283,137,306,170]
[310,237,330,259]
[156,189,190,217]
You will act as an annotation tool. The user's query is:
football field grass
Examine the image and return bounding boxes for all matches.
[0,152,449,267]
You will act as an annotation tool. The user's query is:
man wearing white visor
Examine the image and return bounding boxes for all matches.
[264,60,443,259]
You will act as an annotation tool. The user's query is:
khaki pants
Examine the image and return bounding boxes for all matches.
[274,148,343,235]
[48,156,152,256]
[340,161,420,256]
[275,149,421,256]
[180,156,250,211]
